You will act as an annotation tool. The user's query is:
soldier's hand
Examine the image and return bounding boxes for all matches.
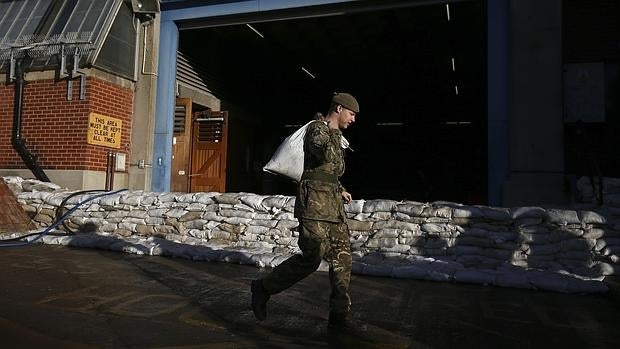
[341,191,352,204]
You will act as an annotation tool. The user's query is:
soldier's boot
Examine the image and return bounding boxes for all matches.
[327,312,368,333]
[251,279,270,321]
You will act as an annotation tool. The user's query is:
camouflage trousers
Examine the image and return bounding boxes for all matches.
[261,218,352,315]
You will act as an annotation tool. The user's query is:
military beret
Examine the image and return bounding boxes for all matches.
[332,92,359,113]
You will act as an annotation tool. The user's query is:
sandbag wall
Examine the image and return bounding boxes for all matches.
[6,177,620,293]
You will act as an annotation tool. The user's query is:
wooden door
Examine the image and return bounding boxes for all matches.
[171,98,192,192]
[189,111,228,193]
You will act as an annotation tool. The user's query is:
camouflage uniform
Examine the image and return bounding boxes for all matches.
[261,120,352,316]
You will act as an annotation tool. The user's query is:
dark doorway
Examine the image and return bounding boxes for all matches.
[178,0,487,204]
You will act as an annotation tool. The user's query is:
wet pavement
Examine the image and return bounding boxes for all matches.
[0,244,619,349]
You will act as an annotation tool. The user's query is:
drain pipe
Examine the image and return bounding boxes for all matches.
[11,59,50,182]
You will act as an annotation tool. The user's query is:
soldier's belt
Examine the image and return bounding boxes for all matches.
[301,171,338,184]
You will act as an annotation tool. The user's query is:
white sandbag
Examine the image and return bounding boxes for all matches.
[263,120,351,182]
[263,121,312,182]
[545,209,581,224]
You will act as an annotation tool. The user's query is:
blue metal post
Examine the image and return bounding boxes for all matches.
[151,20,178,192]
[487,0,510,206]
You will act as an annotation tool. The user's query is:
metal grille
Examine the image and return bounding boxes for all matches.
[195,112,224,143]
[174,105,186,134]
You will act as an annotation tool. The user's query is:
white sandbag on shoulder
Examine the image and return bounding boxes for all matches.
[263,121,313,182]
[263,120,352,182]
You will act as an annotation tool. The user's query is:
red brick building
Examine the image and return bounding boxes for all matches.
[0,1,156,190]
[0,75,133,175]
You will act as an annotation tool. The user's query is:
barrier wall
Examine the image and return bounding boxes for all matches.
[4,176,620,294]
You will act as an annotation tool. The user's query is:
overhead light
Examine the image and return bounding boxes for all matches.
[445,121,472,126]
[451,57,456,71]
[301,66,316,79]
[446,4,451,21]
[246,24,264,38]
[454,85,459,95]
[376,122,404,126]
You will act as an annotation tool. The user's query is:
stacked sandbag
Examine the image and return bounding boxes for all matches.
[7,176,618,294]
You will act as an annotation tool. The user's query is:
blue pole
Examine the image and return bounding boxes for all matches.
[487,0,510,206]
[151,20,178,192]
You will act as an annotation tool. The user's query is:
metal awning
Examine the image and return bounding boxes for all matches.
[0,0,122,73]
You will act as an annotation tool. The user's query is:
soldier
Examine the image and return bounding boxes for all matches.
[251,92,363,331]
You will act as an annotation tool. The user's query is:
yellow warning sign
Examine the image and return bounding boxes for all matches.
[87,112,122,148]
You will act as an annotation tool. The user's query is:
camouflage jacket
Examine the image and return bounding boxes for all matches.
[294,120,348,222]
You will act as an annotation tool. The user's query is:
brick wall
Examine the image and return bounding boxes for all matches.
[0,77,133,172]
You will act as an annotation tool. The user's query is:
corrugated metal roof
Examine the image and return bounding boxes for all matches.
[0,0,122,72]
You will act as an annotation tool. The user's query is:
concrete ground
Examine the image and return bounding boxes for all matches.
[0,244,619,349]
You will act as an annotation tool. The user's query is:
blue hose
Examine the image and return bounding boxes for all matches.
[0,188,128,247]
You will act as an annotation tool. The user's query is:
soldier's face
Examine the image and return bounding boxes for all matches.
[338,106,356,129]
